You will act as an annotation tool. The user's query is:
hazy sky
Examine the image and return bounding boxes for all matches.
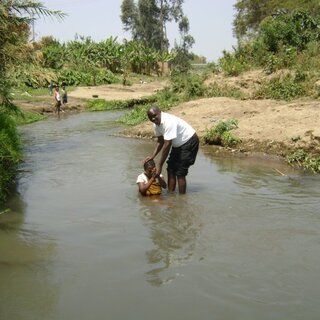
[35,0,237,62]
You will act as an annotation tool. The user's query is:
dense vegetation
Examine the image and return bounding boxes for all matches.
[119,6,320,171]
[0,0,193,204]
[0,1,64,204]
[219,9,320,99]
[233,0,320,40]
[2,1,320,204]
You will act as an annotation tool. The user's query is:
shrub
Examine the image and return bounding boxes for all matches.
[170,74,206,99]
[57,69,91,86]
[259,10,320,53]
[12,66,57,88]
[287,149,320,173]
[184,75,206,99]
[203,119,241,147]
[118,105,150,126]
[0,112,21,203]
[206,82,243,99]
[219,50,248,76]
[255,74,303,101]
[154,88,183,109]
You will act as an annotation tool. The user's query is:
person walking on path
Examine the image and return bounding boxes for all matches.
[144,106,199,194]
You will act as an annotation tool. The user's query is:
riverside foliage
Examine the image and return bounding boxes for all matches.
[2,3,320,204]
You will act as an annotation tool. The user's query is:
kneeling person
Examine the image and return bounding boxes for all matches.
[136,159,167,196]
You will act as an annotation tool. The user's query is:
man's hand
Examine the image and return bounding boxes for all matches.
[151,167,158,178]
[143,156,153,164]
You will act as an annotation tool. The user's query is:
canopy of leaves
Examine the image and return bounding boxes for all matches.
[121,0,185,51]
[233,0,320,40]
[259,10,320,52]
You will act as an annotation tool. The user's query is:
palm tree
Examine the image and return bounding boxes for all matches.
[0,1,65,203]
[0,0,64,112]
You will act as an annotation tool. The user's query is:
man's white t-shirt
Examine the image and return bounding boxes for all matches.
[153,112,195,148]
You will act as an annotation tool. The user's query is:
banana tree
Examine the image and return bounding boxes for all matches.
[157,50,177,75]
[0,0,64,111]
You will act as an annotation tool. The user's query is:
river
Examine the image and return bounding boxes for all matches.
[1,111,320,320]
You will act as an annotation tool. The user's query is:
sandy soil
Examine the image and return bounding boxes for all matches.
[68,81,167,100]
[17,78,320,157]
[121,97,320,156]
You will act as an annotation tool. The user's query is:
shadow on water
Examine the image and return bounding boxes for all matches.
[138,193,203,287]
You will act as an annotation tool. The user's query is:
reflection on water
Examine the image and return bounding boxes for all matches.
[139,195,203,286]
[0,194,58,320]
[1,111,320,320]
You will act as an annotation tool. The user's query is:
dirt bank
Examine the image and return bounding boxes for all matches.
[16,81,167,114]
[16,80,320,157]
[120,97,320,156]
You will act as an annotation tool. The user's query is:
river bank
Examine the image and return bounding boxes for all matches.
[16,80,320,161]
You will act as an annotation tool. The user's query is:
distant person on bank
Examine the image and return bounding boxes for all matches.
[144,106,199,194]
[54,86,61,114]
[61,85,68,107]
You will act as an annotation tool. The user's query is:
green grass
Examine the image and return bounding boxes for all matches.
[12,86,76,101]
[86,99,132,111]
[86,97,157,112]
[286,149,320,173]
[12,112,47,125]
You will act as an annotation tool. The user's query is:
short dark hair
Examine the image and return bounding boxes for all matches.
[144,159,156,170]
[147,105,160,116]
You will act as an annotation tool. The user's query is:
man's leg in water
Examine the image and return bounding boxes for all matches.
[167,170,176,192]
[177,176,187,194]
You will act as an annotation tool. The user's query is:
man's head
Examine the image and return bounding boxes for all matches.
[147,106,161,125]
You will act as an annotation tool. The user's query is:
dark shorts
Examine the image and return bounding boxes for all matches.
[167,133,199,177]
[55,100,61,111]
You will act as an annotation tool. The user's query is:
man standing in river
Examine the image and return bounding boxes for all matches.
[145,106,199,194]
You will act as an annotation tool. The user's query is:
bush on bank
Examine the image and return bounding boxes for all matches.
[0,112,21,204]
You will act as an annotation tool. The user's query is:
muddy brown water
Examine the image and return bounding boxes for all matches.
[1,111,320,320]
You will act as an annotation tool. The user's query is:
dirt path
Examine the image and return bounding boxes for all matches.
[68,81,167,100]
[16,81,167,114]
[17,79,320,156]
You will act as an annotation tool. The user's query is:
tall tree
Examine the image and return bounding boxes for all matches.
[121,0,137,34]
[137,0,161,49]
[171,15,194,73]
[120,0,185,51]
[233,0,320,40]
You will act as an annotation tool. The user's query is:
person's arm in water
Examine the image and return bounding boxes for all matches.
[156,174,167,189]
